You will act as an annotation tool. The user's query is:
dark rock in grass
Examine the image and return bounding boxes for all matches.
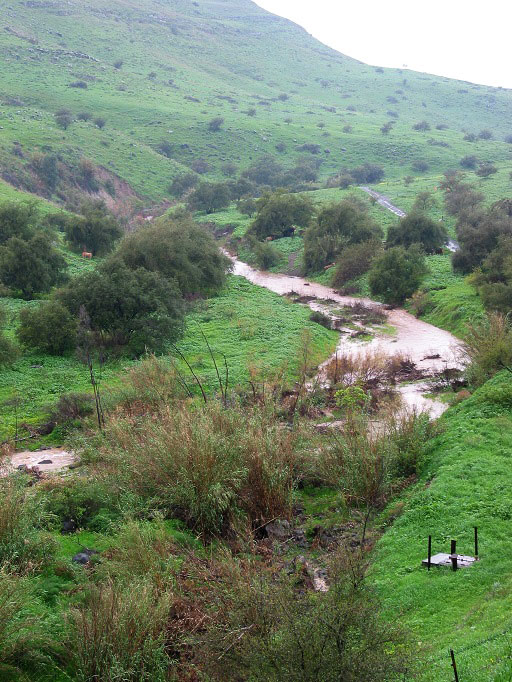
[72,548,99,565]
[264,519,291,542]
[61,519,77,534]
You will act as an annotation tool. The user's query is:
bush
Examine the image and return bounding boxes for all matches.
[463,313,512,386]
[169,172,198,197]
[413,120,430,131]
[93,117,106,129]
[96,401,297,537]
[248,190,315,240]
[205,561,411,682]
[17,301,77,354]
[63,201,122,255]
[460,155,478,169]
[0,304,19,367]
[77,111,92,121]
[50,392,95,423]
[332,239,382,286]
[368,246,427,305]
[115,215,230,297]
[0,572,58,679]
[0,233,68,298]
[55,108,72,130]
[309,310,331,328]
[386,212,447,253]
[0,201,38,245]
[188,182,230,213]
[0,478,56,571]
[350,163,384,184]
[411,160,429,172]
[57,260,185,356]
[67,579,173,682]
[208,116,224,132]
[253,241,280,270]
[304,198,382,272]
[476,162,498,178]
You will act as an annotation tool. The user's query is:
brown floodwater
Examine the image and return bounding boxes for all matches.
[228,254,463,416]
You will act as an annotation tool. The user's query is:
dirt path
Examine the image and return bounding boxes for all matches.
[360,186,406,217]
[227,254,463,416]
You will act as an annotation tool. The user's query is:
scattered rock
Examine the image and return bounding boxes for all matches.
[264,519,291,542]
[38,459,53,465]
[72,548,99,565]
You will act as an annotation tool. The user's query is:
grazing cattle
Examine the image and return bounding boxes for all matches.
[323,262,335,270]
[81,251,93,259]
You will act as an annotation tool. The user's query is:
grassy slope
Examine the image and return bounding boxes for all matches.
[1,0,512,202]
[0,275,337,441]
[373,372,512,680]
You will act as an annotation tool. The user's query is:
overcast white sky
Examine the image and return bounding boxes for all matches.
[254,0,512,88]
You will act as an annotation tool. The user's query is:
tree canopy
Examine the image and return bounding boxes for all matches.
[0,233,67,298]
[114,215,231,297]
[57,260,185,356]
[304,198,383,272]
[188,182,231,214]
[63,201,122,255]
[386,212,447,253]
[248,190,315,240]
[368,246,427,305]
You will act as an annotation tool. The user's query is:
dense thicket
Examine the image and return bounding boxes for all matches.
[115,215,230,297]
[62,201,122,255]
[57,260,185,355]
[387,212,447,253]
[248,190,315,239]
[368,246,427,304]
[304,198,382,272]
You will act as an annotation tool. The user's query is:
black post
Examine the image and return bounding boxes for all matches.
[427,535,432,571]
[451,539,458,571]
[474,526,478,558]
[450,649,459,682]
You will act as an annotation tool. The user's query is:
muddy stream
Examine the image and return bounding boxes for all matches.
[228,255,463,418]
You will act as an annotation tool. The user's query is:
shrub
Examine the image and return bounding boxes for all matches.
[463,313,512,386]
[476,162,498,178]
[115,215,230,297]
[208,116,224,132]
[50,392,94,423]
[248,190,315,239]
[309,311,331,328]
[113,60,123,69]
[0,573,58,679]
[413,120,430,131]
[205,557,412,682]
[332,239,382,286]
[387,212,447,253]
[58,260,185,356]
[0,233,68,298]
[350,163,384,184]
[253,241,280,270]
[93,117,106,129]
[0,478,56,571]
[0,201,38,245]
[368,246,427,305]
[188,182,230,213]
[0,304,19,367]
[96,401,297,537]
[69,80,87,89]
[411,160,429,172]
[169,172,198,197]
[17,301,77,354]
[478,129,493,140]
[304,198,383,272]
[63,200,122,255]
[54,108,72,130]
[460,155,479,169]
[77,111,93,121]
[67,579,173,682]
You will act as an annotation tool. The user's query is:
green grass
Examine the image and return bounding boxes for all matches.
[0,275,338,441]
[372,372,512,680]
[1,0,512,205]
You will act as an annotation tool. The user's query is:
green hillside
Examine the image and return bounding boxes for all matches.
[1,0,512,205]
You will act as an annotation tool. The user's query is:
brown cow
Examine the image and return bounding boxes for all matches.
[81,251,93,259]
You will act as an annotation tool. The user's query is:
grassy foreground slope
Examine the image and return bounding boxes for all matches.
[373,371,512,680]
[1,0,512,201]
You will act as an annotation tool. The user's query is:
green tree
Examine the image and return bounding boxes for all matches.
[332,239,382,287]
[304,198,382,272]
[17,301,77,355]
[0,233,67,298]
[386,212,447,253]
[188,182,231,214]
[169,172,198,197]
[57,261,185,356]
[368,246,427,304]
[64,201,122,255]
[55,108,73,130]
[115,216,230,297]
[248,190,314,240]
[0,202,38,245]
